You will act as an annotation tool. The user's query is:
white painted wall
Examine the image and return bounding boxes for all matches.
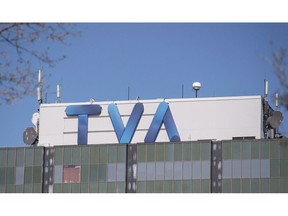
[38,96,263,146]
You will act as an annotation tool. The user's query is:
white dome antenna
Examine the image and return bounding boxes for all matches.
[192,82,201,98]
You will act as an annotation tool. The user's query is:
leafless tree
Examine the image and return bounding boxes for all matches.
[270,46,288,109]
[0,23,79,105]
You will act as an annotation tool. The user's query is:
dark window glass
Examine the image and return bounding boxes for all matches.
[6,167,15,184]
[81,146,90,164]
[137,181,146,193]
[33,166,42,183]
[33,184,42,193]
[156,144,165,161]
[270,178,279,193]
[24,184,33,193]
[24,167,33,184]
[62,183,71,193]
[242,141,251,159]
[280,140,288,159]
[222,179,232,193]
[232,141,241,159]
[270,159,280,177]
[231,179,240,193]
[280,159,288,177]
[165,143,174,161]
[183,143,192,161]
[71,183,80,193]
[192,179,201,193]
[98,164,107,182]
[201,179,210,193]
[99,146,107,164]
[63,147,72,165]
[34,148,43,166]
[163,180,173,193]
[251,179,260,193]
[270,140,280,159]
[260,178,270,193]
[99,182,107,192]
[146,181,154,193]
[201,142,210,160]
[80,164,89,183]
[7,149,16,167]
[137,145,146,162]
[53,184,62,193]
[222,142,232,160]
[0,168,6,184]
[280,178,288,193]
[25,148,34,166]
[72,147,81,165]
[241,179,251,193]
[174,143,182,161]
[183,180,192,193]
[80,183,89,193]
[16,149,25,167]
[174,180,182,193]
[89,183,98,192]
[54,147,63,165]
[191,143,200,161]
[147,145,155,162]
[154,180,164,193]
[90,164,98,182]
[251,141,260,159]
[117,145,126,163]
[108,145,117,163]
[15,185,24,193]
[90,146,99,164]
[260,141,270,159]
[0,149,7,167]
[107,182,116,193]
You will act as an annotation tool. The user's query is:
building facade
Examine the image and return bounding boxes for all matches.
[1,139,287,193]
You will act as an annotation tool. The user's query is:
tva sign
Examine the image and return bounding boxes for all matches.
[65,102,181,145]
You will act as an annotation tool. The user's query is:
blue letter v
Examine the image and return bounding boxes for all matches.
[108,103,144,144]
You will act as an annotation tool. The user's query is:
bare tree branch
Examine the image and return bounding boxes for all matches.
[0,23,79,105]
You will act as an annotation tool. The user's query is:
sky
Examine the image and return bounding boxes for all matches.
[1,23,288,147]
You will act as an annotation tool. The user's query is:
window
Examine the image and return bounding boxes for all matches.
[63,165,80,183]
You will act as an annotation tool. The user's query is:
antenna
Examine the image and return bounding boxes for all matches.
[56,84,61,103]
[264,79,268,101]
[192,82,201,98]
[275,92,279,110]
[37,70,43,105]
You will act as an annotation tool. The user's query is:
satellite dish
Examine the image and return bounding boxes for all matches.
[32,112,39,127]
[23,127,38,145]
[267,111,284,129]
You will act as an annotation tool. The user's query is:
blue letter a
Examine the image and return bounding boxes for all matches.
[108,103,144,144]
[144,102,180,143]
